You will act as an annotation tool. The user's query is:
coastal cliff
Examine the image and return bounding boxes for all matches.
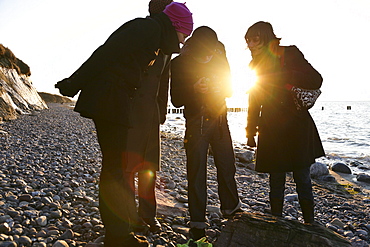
[0,44,48,121]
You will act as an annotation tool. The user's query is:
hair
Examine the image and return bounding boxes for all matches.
[187,26,219,57]
[148,0,173,15]
[245,21,281,47]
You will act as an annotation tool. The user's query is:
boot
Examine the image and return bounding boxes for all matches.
[142,217,161,233]
[189,228,206,241]
[122,233,149,247]
[299,199,315,224]
[270,198,284,217]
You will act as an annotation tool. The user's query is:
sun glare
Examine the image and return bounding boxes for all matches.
[227,67,257,107]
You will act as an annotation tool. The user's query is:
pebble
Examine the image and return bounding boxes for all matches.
[0,103,369,247]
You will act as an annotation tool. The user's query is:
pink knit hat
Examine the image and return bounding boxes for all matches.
[163,2,193,36]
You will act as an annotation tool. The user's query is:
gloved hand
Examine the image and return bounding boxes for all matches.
[246,136,257,147]
[55,78,80,97]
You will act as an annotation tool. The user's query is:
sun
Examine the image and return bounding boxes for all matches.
[226,64,257,108]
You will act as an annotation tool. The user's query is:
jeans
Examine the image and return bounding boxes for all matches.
[269,166,314,202]
[185,115,240,228]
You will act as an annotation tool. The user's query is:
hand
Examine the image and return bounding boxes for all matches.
[193,77,209,94]
[246,136,257,147]
[55,78,79,97]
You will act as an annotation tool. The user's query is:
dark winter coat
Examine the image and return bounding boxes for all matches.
[55,13,179,126]
[246,45,325,173]
[125,52,170,171]
[170,42,232,122]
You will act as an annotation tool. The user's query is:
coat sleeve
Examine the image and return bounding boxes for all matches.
[283,46,323,90]
[170,56,196,108]
[246,85,262,137]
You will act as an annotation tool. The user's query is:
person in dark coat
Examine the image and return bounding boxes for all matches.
[244,21,325,224]
[126,0,174,234]
[171,26,241,241]
[55,3,193,246]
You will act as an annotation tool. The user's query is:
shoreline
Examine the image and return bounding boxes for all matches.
[0,103,369,247]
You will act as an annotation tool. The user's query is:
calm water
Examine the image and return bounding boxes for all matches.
[162,101,370,167]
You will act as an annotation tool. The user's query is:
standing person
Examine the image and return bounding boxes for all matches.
[55,3,193,246]
[125,0,174,234]
[171,26,241,241]
[244,21,324,224]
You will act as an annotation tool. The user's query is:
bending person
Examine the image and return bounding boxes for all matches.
[55,3,193,246]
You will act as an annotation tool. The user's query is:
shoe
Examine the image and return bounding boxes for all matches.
[299,199,315,224]
[189,228,206,241]
[270,198,284,217]
[222,208,244,219]
[142,217,161,233]
[177,237,212,247]
[122,233,149,247]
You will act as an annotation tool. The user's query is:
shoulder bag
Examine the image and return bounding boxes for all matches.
[281,48,321,111]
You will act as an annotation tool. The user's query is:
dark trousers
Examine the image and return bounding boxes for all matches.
[269,167,314,221]
[185,116,239,227]
[93,119,139,246]
[137,170,156,218]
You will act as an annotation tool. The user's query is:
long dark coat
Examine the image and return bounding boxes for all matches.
[125,52,170,171]
[57,13,179,127]
[246,45,325,173]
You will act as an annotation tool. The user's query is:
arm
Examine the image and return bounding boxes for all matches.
[245,87,263,147]
[246,86,262,138]
[283,46,323,90]
[170,56,197,108]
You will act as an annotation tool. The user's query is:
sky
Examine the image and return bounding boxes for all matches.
[0,0,370,107]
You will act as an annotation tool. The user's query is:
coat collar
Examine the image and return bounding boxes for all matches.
[150,13,180,55]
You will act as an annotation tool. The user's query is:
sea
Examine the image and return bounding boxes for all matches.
[161,101,370,175]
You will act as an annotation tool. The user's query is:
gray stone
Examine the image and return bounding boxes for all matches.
[331,218,346,229]
[35,216,47,227]
[0,241,17,247]
[330,162,352,174]
[321,175,337,182]
[310,162,329,178]
[235,150,255,163]
[49,210,62,219]
[215,212,352,247]
[17,236,32,247]
[32,243,47,247]
[285,194,299,202]
[356,174,370,183]
[51,240,69,247]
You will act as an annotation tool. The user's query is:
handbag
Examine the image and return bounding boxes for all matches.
[286,84,321,110]
[280,48,321,111]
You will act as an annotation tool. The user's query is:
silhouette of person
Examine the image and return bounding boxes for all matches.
[171,26,241,241]
[55,2,193,246]
[245,21,324,224]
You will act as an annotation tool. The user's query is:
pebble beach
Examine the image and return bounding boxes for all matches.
[0,103,369,247]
